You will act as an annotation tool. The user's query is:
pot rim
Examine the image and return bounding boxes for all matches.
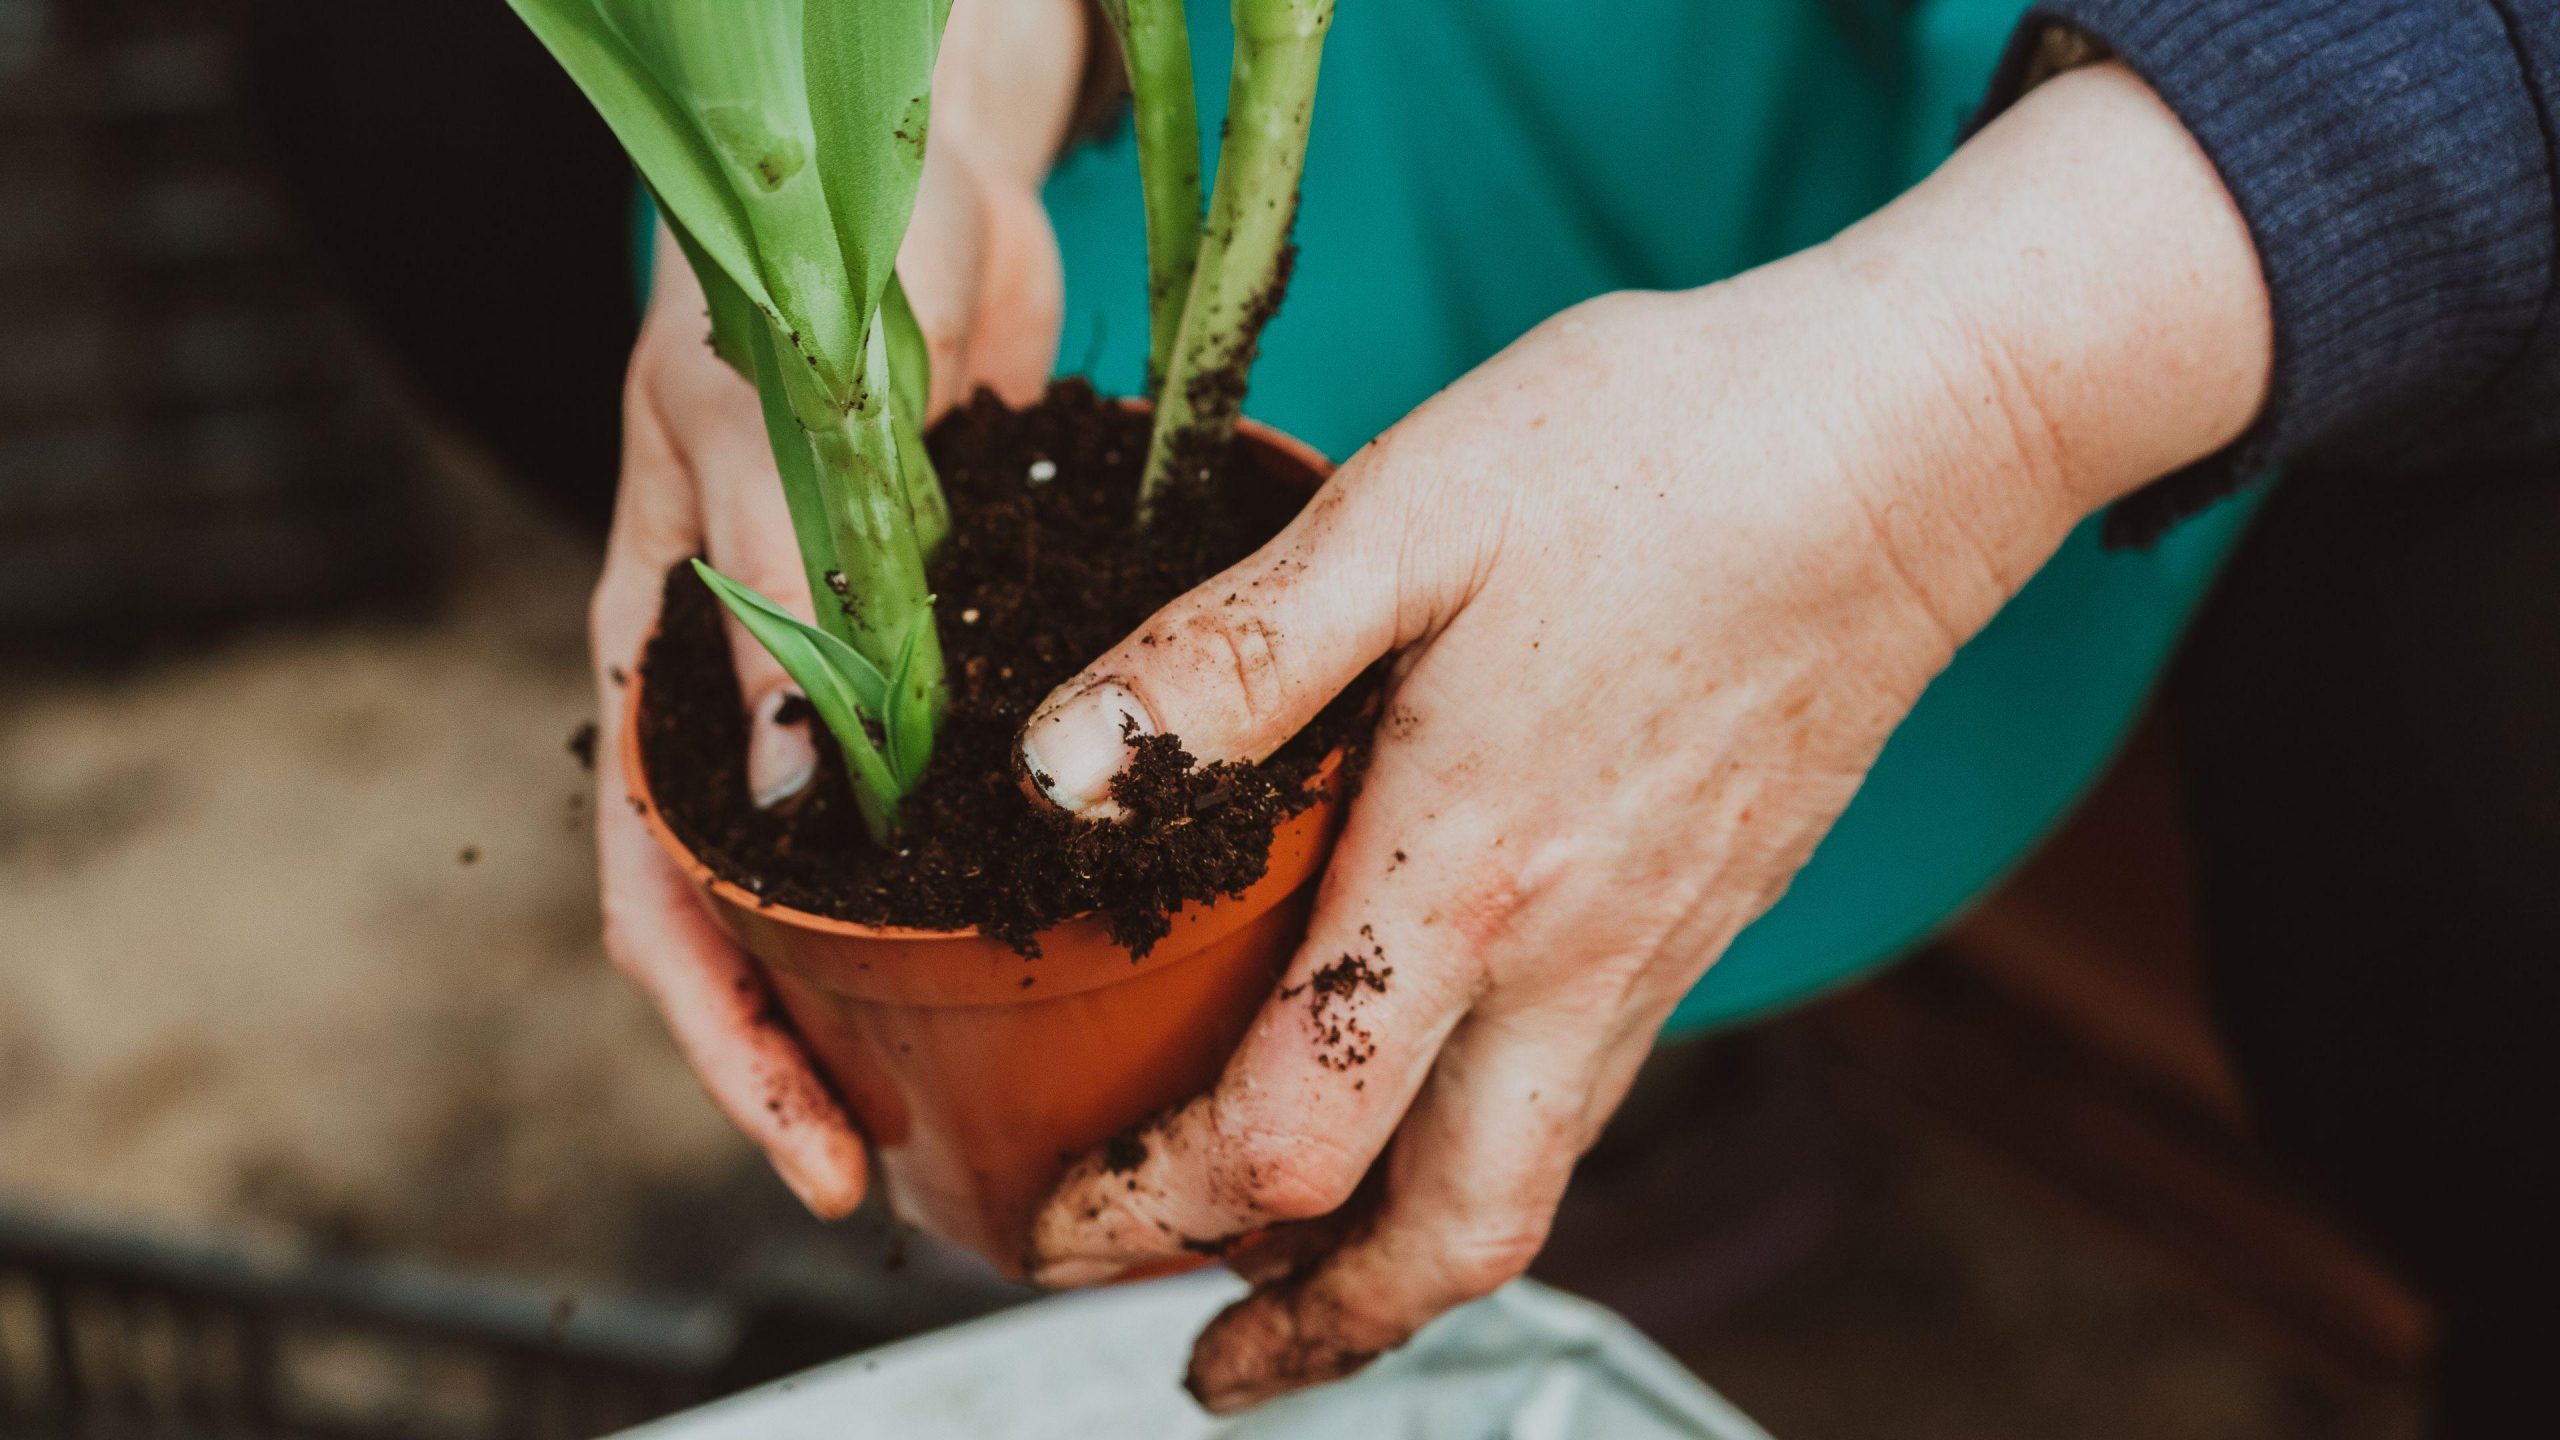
[620,411,1337,946]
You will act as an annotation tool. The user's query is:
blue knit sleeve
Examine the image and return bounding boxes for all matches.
[1974,1,2560,546]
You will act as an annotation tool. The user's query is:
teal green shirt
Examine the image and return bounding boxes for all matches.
[1043,0,2260,1032]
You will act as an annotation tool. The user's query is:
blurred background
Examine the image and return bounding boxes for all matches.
[1,1,2430,1436]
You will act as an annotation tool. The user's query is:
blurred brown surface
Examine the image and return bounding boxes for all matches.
[0,451,746,1291]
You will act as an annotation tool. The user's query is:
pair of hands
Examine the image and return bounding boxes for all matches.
[591,53,2269,1412]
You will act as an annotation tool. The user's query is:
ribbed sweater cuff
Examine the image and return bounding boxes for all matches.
[1975,1,2558,546]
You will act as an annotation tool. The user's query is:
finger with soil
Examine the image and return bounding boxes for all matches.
[1184,1010,1591,1413]
[1026,782,1494,1282]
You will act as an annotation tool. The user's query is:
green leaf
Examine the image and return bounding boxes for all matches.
[1097,0,1202,390]
[737,308,854,626]
[691,560,891,716]
[877,276,950,554]
[517,0,953,846]
[879,605,938,788]
[691,561,909,840]
[882,272,931,432]
[801,0,949,327]
[505,0,775,326]
[607,0,870,386]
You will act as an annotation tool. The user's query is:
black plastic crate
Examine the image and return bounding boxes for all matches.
[0,0,426,660]
[0,1210,725,1440]
[0,1199,1032,1440]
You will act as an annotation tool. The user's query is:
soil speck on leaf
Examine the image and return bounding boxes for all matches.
[566,722,597,772]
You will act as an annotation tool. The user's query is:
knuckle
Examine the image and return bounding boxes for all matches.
[620,339,662,411]
[1564,288,1652,328]
[1236,1152,1357,1222]
[1435,1215,1550,1299]
[1212,1104,1363,1221]
[597,914,651,985]
[595,890,681,998]
[1185,609,1289,730]
[622,326,691,421]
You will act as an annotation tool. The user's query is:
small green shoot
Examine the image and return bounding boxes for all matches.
[1128,0,1334,521]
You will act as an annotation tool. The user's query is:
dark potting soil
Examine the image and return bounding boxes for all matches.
[636,381,1374,955]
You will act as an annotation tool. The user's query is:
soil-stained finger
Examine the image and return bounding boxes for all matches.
[1027,747,1524,1279]
[1182,1014,1591,1412]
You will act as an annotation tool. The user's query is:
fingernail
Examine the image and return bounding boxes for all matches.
[749,689,819,810]
[1030,1256,1133,1290]
[1019,678,1152,813]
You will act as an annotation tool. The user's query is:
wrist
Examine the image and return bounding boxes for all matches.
[1766,251,2095,645]
[1617,270,2082,655]
[1828,61,2273,523]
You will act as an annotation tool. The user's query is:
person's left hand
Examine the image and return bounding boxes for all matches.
[1015,264,2065,1409]
[1014,63,2272,1413]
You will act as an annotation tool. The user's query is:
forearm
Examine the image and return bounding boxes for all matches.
[1719,61,2273,638]
[1848,61,2273,516]
[932,0,1094,189]
[1987,1,2560,543]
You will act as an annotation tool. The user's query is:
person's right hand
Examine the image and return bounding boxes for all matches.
[586,0,1084,1215]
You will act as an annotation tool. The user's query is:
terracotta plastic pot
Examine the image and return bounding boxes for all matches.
[621,418,1343,1276]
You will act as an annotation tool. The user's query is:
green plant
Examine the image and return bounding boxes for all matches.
[508,0,952,844]
[1095,0,1202,393]
[1119,0,1334,521]
[514,0,1335,846]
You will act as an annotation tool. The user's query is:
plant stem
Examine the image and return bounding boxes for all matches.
[893,402,952,557]
[792,332,944,681]
[882,272,951,556]
[854,307,948,762]
[1097,0,1203,391]
[1135,0,1330,523]
[759,313,946,842]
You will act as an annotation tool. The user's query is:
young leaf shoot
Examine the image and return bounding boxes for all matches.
[1096,0,1204,392]
[1134,0,1332,522]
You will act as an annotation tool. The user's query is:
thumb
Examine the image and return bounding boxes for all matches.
[1019,466,1437,814]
